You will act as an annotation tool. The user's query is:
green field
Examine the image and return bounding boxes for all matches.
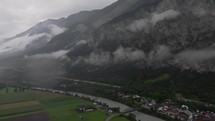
[144,74,170,84]
[110,116,130,121]
[0,87,130,121]
[0,88,34,104]
[0,100,42,117]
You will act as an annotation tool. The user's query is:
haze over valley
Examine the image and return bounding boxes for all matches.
[0,0,215,121]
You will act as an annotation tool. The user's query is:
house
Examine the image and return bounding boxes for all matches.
[166,108,180,118]
[157,105,193,120]
[117,92,125,97]
[133,95,141,99]
[123,95,130,98]
[157,105,169,113]
[194,111,215,121]
[76,105,96,112]
[148,100,156,106]
[178,110,193,121]
[178,112,190,120]
[182,105,189,110]
[117,92,130,99]
[108,109,113,113]
[164,99,175,105]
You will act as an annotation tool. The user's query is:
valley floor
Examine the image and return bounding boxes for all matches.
[0,87,129,121]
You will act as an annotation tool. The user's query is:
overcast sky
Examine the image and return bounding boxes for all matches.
[0,0,117,40]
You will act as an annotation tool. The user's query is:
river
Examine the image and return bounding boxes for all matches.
[69,92,164,121]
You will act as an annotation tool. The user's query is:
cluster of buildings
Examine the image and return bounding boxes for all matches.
[30,87,215,121]
[157,100,193,121]
[118,93,147,102]
[118,92,215,121]
[76,105,96,112]
[157,100,215,121]
[194,111,215,121]
[117,92,157,109]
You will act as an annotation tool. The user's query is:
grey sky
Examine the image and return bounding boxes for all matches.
[0,0,117,40]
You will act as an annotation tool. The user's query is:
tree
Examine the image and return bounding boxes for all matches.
[14,88,18,92]
[6,88,9,94]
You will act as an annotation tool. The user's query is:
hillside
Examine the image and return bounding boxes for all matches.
[0,0,215,104]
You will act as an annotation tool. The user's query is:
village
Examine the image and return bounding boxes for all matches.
[28,87,215,121]
[117,92,215,121]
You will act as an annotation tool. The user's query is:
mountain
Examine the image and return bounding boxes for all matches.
[1,0,215,75]
[0,0,156,85]
[0,0,144,56]
[90,0,215,71]
[0,0,215,103]
[22,0,215,72]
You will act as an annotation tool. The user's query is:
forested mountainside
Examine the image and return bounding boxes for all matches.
[0,0,215,104]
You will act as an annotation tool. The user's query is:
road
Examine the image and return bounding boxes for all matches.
[57,77,121,88]
[180,97,215,108]
[30,87,164,121]
[56,77,165,121]
[105,108,139,121]
[68,92,164,121]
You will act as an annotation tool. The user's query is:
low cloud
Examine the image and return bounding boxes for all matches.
[127,19,151,33]
[147,45,171,66]
[154,45,171,60]
[75,40,88,46]
[24,50,69,87]
[25,57,65,87]
[113,47,145,63]
[191,7,207,17]
[83,52,111,66]
[0,34,46,55]
[0,0,117,40]
[128,9,180,32]
[151,10,180,25]
[80,46,173,66]
[81,47,146,66]
[174,49,215,71]
[212,10,215,16]
[176,49,215,64]
[76,45,215,71]
[27,50,69,59]
[47,24,67,38]
[0,25,66,55]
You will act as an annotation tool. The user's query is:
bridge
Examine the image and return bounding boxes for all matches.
[105,108,140,121]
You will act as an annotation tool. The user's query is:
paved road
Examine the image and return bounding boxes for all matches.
[68,92,164,121]
[105,108,138,121]
[31,87,164,121]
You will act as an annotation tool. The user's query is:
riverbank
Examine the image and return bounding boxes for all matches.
[30,87,164,121]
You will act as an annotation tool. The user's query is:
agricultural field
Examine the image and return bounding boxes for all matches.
[0,100,42,117]
[0,87,130,121]
[110,116,130,121]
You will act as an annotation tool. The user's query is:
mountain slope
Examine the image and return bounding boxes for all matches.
[0,0,215,103]
[66,0,215,72]
[2,0,215,71]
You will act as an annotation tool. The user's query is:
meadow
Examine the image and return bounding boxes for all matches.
[0,87,129,121]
